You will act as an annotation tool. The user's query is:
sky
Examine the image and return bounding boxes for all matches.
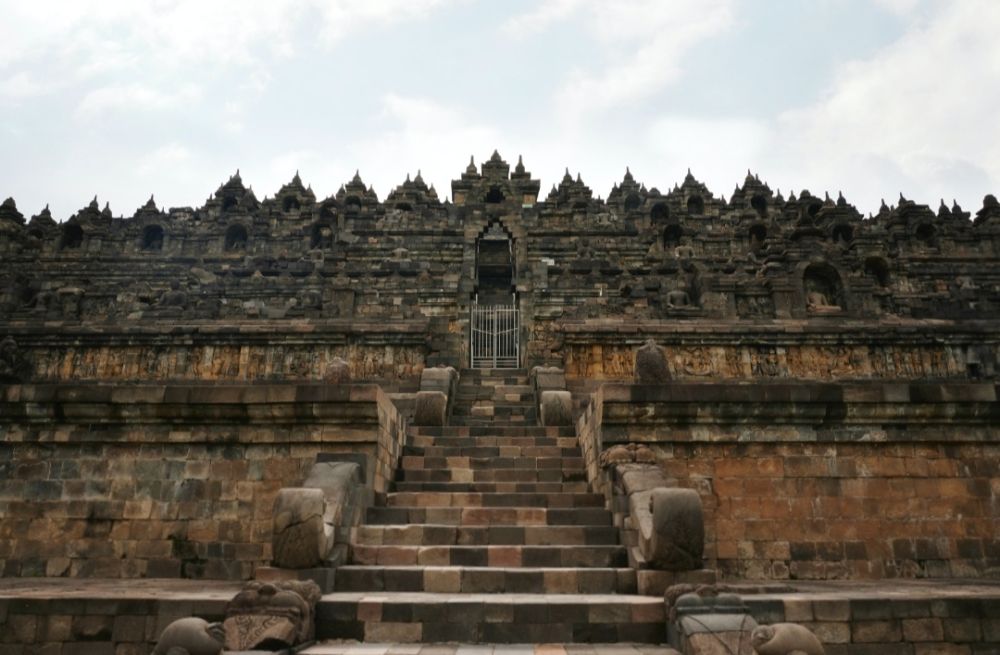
[2,0,1000,220]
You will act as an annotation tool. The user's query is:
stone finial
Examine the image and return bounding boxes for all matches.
[224,580,321,650]
[489,149,502,162]
[562,168,572,183]
[515,155,525,174]
[750,623,825,655]
[635,339,671,384]
[466,155,477,174]
[540,390,573,426]
[152,618,224,655]
[326,357,350,384]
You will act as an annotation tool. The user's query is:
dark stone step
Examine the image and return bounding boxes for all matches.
[352,524,620,546]
[366,506,612,526]
[384,491,604,509]
[404,445,582,458]
[397,468,588,484]
[335,565,635,593]
[315,592,666,643]
[398,455,585,471]
[350,544,627,568]
[391,481,589,493]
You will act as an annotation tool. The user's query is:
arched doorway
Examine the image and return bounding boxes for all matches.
[475,222,514,305]
[471,222,519,367]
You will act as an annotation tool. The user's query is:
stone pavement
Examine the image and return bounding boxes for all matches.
[301,644,681,655]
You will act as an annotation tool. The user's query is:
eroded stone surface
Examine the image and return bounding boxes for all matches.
[152,617,224,655]
[223,579,321,650]
[414,390,448,426]
[750,623,825,655]
[540,389,573,426]
[635,339,671,384]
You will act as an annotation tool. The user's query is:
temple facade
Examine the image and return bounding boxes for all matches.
[2,151,999,382]
[1,152,1000,652]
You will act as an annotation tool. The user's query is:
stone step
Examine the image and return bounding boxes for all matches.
[350,545,627,568]
[399,456,585,471]
[449,417,534,426]
[391,481,590,493]
[408,426,575,437]
[404,445,581,458]
[397,468,587,484]
[384,492,604,509]
[366,506,612,526]
[335,566,636,594]
[303,643,680,655]
[352,524,620,546]
[451,409,537,420]
[409,436,578,449]
[315,592,666,643]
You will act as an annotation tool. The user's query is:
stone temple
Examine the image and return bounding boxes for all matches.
[0,152,999,653]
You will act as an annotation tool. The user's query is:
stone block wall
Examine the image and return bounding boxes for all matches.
[743,592,1000,654]
[3,321,428,382]
[0,383,407,580]
[556,320,999,381]
[579,381,1000,580]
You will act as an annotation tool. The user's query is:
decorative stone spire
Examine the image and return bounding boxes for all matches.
[489,149,502,163]
[515,155,525,175]
[466,156,476,175]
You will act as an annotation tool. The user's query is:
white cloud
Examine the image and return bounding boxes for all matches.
[138,143,193,176]
[75,83,202,119]
[506,0,735,124]
[774,0,1000,211]
[354,93,504,199]
[0,72,47,99]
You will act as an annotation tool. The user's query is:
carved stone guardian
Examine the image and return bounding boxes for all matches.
[635,339,671,384]
[0,336,31,382]
[223,580,321,650]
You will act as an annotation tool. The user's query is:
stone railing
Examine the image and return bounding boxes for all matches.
[0,381,407,580]
[577,380,1000,580]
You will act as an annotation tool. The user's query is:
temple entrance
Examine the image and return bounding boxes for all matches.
[470,222,519,368]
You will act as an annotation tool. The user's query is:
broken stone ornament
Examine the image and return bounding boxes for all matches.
[750,623,825,655]
[152,617,224,655]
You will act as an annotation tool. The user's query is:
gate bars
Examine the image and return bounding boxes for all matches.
[470,304,520,368]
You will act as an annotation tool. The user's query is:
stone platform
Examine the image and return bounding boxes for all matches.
[302,645,681,655]
[2,578,999,653]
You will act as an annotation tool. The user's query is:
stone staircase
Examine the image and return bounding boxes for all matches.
[318,368,665,644]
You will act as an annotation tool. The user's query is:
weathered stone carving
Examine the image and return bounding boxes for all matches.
[670,591,758,655]
[414,390,448,426]
[665,287,691,308]
[539,389,573,426]
[635,339,671,384]
[643,488,705,571]
[223,579,321,650]
[272,461,366,569]
[0,336,31,382]
[326,356,351,384]
[750,623,825,655]
[600,443,657,467]
[152,617,224,655]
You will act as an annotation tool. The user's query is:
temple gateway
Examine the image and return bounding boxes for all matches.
[1,152,999,653]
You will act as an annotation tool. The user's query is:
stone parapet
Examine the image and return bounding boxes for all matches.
[577,380,1000,580]
[0,382,407,580]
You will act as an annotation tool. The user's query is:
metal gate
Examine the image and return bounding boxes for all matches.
[470,304,520,368]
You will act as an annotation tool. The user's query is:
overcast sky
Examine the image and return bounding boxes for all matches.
[2,0,999,220]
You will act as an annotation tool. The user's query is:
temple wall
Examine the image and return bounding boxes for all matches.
[0,383,406,580]
[578,382,1000,580]
[2,322,430,381]
[550,320,1000,381]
